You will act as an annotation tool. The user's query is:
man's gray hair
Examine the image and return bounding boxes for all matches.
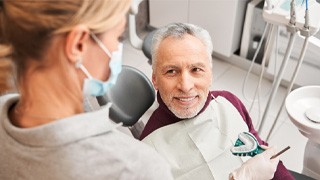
[151,23,213,71]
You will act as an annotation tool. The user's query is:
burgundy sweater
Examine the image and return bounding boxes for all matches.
[140,90,294,180]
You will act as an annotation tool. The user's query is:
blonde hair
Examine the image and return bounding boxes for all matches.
[0,0,131,70]
[0,45,15,94]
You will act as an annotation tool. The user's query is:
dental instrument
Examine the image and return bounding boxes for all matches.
[265,0,312,141]
[270,146,291,159]
[258,0,299,133]
[242,23,279,127]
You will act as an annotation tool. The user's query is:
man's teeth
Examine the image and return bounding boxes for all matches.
[178,97,195,102]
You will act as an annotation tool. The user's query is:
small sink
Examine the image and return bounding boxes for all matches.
[285,86,320,144]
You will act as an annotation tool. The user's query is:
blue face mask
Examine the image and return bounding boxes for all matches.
[76,33,123,97]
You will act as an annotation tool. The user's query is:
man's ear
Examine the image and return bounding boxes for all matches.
[209,70,214,87]
[152,73,158,90]
[65,25,90,63]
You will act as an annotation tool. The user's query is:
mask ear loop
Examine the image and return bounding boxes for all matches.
[75,56,93,79]
[90,32,112,58]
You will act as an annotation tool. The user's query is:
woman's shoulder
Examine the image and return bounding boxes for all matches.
[85,130,173,179]
[104,130,164,155]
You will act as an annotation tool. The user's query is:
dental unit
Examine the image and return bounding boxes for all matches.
[248,0,320,178]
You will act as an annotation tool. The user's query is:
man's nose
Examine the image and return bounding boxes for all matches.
[177,72,194,92]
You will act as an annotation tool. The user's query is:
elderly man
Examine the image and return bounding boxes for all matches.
[140,23,294,180]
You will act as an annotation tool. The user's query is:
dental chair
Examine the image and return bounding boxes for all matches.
[289,170,315,180]
[96,0,157,138]
[129,0,156,64]
[97,65,155,138]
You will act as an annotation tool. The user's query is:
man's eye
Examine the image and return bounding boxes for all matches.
[192,68,202,72]
[165,69,178,75]
[166,70,175,74]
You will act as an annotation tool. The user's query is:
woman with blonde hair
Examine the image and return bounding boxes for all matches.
[0,1,172,179]
[0,46,14,94]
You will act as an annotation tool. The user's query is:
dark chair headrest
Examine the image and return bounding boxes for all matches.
[142,30,157,61]
[97,65,155,127]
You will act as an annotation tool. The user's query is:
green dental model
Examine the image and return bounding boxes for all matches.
[231,132,265,157]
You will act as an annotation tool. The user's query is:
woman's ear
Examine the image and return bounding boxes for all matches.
[65,25,90,63]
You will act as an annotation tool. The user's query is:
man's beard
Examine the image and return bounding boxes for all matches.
[166,91,208,119]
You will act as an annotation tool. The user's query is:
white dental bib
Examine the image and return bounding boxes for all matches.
[143,96,249,179]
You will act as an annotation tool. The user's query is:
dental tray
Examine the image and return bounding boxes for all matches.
[231,132,265,157]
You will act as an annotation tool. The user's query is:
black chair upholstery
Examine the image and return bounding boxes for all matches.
[97,65,155,127]
[289,170,315,180]
[142,29,157,63]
